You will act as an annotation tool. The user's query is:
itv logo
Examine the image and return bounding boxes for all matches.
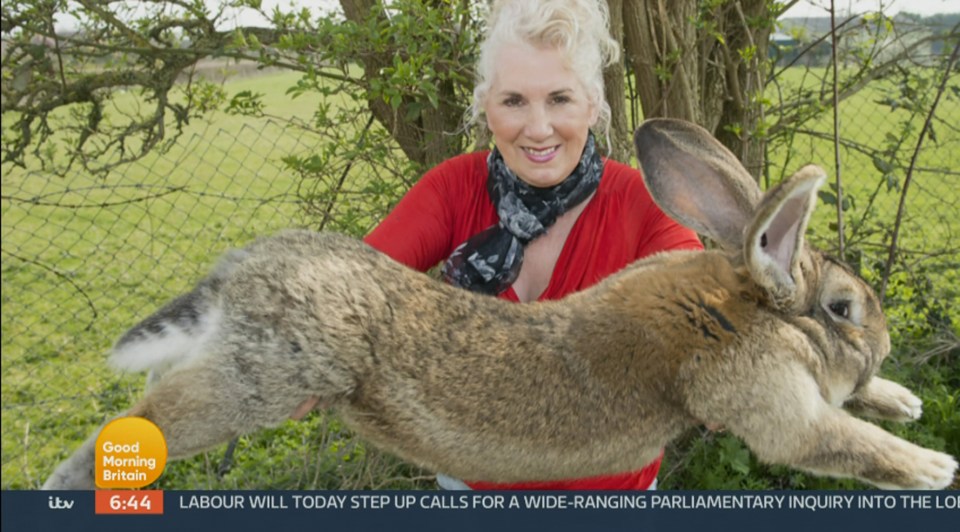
[47,496,75,510]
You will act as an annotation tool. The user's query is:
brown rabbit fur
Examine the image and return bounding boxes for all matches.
[42,119,957,490]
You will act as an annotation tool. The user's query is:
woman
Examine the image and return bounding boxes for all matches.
[364,0,702,490]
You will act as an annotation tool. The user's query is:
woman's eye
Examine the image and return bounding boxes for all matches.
[551,95,571,105]
[828,301,850,319]
[502,96,523,107]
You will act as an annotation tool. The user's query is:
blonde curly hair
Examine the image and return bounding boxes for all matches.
[468,0,621,147]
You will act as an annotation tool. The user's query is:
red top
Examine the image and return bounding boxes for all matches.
[364,150,703,490]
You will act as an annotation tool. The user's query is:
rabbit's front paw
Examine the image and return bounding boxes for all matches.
[884,381,923,421]
[849,378,923,422]
[902,448,958,490]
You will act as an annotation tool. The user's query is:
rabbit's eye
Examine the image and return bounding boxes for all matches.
[828,301,851,319]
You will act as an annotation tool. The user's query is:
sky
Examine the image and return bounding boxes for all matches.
[226,0,957,29]
[782,0,958,17]
[50,0,958,33]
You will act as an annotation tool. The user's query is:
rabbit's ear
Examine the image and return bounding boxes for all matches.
[744,165,826,308]
[634,118,763,249]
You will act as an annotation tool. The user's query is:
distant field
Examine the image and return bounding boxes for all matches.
[2,66,956,489]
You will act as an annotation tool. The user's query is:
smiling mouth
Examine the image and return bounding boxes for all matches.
[522,145,559,157]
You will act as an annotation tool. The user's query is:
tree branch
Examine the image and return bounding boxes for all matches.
[879,28,960,303]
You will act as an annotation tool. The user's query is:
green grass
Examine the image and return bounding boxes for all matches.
[2,66,957,490]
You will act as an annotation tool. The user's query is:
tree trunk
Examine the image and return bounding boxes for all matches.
[602,0,632,162]
[618,0,772,182]
[712,0,773,179]
[622,0,701,124]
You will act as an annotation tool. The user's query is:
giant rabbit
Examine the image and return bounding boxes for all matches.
[43,119,957,490]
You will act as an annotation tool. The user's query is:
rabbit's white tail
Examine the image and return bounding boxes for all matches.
[109,248,248,374]
[109,296,223,373]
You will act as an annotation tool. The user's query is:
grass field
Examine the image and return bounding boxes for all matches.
[1,66,957,490]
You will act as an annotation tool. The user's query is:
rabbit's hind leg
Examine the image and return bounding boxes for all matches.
[42,427,103,490]
[40,368,289,491]
[125,354,328,461]
[42,352,336,490]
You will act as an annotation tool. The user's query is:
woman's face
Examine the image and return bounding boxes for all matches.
[484,41,598,188]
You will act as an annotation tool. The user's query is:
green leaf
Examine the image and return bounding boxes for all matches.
[872,157,895,174]
[885,174,900,192]
[226,90,265,116]
[841,196,853,211]
[404,102,423,122]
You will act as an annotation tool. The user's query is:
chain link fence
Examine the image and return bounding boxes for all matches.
[1,118,318,487]
[2,62,958,489]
